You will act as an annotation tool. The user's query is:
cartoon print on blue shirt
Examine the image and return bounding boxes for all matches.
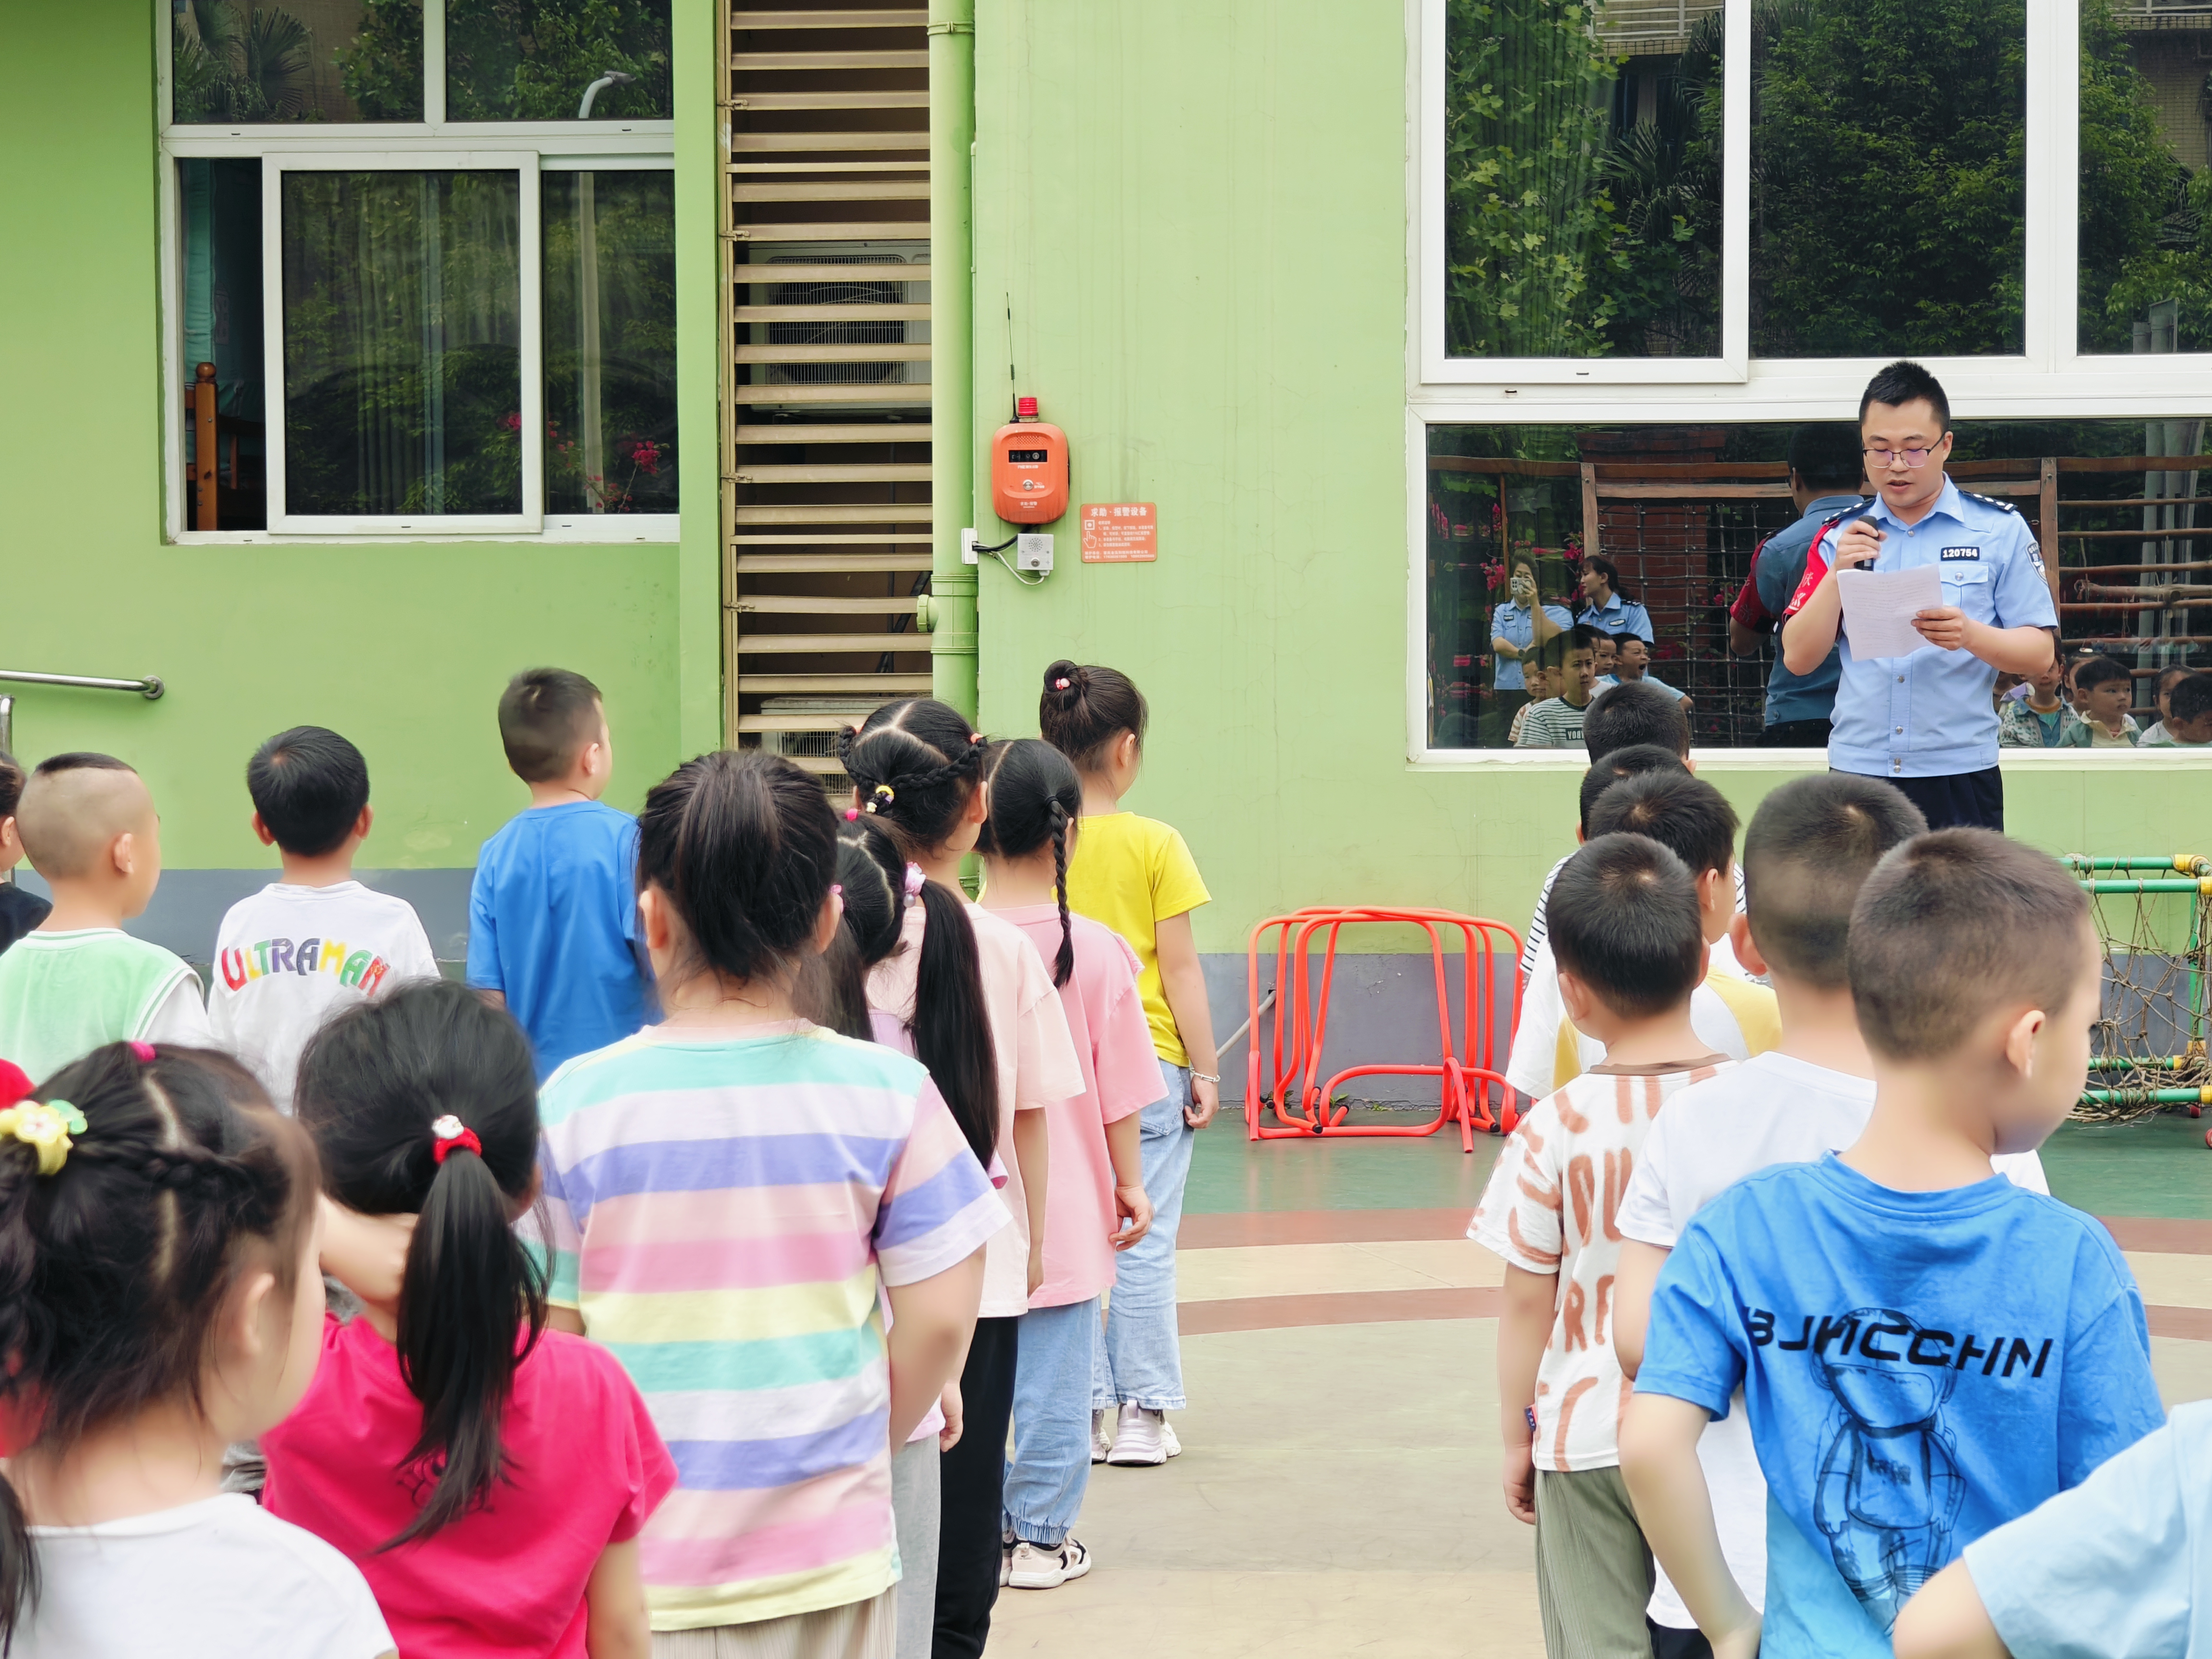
[1811,1308,1967,1632]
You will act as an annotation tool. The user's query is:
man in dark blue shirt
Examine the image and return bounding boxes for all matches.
[1729,425,1868,747]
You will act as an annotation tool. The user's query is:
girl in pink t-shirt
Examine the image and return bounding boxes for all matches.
[841,699,1083,1656]
[261,980,676,1659]
[977,739,1163,1592]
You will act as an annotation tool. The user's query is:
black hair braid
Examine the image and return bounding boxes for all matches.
[1047,798,1074,988]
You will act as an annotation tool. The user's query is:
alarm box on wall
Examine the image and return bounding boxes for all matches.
[991,400,1069,524]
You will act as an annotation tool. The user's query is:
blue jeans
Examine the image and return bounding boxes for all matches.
[1092,1060,1192,1412]
[1003,1297,1101,1548]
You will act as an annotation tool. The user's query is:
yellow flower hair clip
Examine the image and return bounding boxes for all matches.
[0,1099,87,1177]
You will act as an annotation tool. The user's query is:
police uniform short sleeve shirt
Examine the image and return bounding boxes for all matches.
[1828,478,2057,781]
[1575,592,1655,644]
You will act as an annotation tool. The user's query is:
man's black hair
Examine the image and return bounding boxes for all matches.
[1577,743,1688,836]
[1586,769,1739,882]
[247,726,370,858]
[1789,423,1865,494]
[2074,656,2130,694]
[1859,360,1951,434]
[1585,681,1690,762]
[2170,673,2212,726]
[1741,774,1926,991]
[498,668,604,783]
[1546,832,1706,1019]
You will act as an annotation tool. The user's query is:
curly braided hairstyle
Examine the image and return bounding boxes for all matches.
[978,739,1083,988]
[0,1043,317,1647]
[836,699,989,861]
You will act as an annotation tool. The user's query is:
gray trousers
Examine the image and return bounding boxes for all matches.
[1534,1465,1656,1659]
[889,1436,940,1659]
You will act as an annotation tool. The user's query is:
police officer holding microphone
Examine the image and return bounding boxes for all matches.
[1781,361,2058,831]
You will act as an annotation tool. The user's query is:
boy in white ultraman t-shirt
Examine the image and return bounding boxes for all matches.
[1610,775,2047,1657]
[209,728,438,1111]
[1471,832,1736,1658]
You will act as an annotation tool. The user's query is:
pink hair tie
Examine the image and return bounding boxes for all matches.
[128,1041,156,1063]
[830,883,843,898]
[843,808,861,821]
[1055,677,1071,690]
[903,863,926,899]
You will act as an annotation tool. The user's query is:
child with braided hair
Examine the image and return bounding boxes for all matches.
[840,700,1082,1659]
[0,1040,395,1659]
[976,738,1160,1591]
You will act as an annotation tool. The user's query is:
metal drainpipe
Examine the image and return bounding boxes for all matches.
[926,0,978,720]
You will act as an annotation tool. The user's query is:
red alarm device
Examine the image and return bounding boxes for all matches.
[991,397,1069,525]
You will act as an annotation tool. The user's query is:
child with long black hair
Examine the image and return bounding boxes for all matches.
[258,978,674,1659]
[1039,662,1218,1468]
[839,699,1082,1659]
[0,1041,394,1659]
[533,748,1000,1658]
[816,811,1003,1659]
[976,738,1160,1591]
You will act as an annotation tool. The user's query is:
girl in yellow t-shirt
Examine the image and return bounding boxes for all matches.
[1039,660,1217,1468]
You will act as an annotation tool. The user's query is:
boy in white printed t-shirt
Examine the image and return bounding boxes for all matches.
[209,727,437,1110]
[1609,774,2048,1659]
[1472,831,1735,1659]
[0,752,212,1080]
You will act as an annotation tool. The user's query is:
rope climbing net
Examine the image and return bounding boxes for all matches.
[2068,855,2212,1123]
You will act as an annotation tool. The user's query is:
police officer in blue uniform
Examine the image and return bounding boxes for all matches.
[1729,425,1868,746]
[1781,361,2057,831]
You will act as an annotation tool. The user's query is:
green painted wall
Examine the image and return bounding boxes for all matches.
[0,0,721,876]
[966,0,2212,953]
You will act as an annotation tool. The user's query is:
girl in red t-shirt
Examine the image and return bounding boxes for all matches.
[261,980,675,1659]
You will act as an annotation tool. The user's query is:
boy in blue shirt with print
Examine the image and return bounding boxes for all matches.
[468,668,649,1077]
[1621,828,2164,1659]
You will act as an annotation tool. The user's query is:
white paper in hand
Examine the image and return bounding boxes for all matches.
[1837,564,1943,660]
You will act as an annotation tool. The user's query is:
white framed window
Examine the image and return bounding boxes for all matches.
[159,0,679,542]
[1410,0,2212,762]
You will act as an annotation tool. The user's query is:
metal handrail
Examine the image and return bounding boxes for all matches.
[0,670,164,700]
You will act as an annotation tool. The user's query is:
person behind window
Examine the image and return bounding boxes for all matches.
[1576,556,1655,645]
[1728,425,1870,749]
[2140,672,2212,747]
[1780,361,2058,831]
[2137,664,2195,745]
[2059,657,2139,747]
[1509,659,1558,746]
[1516,625,1604,750]
[1600,632,1692,712]
[1490,559,1574,741]
[1997,655,2078,748]
[1592,633,1619,679]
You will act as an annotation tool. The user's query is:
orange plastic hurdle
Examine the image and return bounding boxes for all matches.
[1242,907,1523,1153]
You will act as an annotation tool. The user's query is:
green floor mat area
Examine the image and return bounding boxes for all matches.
[1188,1105,2212,1220]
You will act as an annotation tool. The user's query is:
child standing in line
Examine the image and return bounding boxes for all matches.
[532,749,1001,1658]
[977,739,1160,1591]
[209,726,439,1112]
[2134,663,2193,746]
[262,979,674,1659]
[0,752,212,1078]
[1622,830,2165,1659]
[819,811,1005,1659]
[467,668,650,1078]
[1038,660,1219,1470]
[1472,833,1736,1659]
[2057,656,2140,747]
[2139,671,2212,747]
[0,751,50,955]
[0,1041,394,1659]
[1608,776,2045,1659]
[840,699,1083,1659]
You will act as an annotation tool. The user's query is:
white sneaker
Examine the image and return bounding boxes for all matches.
[998,1536,1015,1586]
[1008,1536,1093,1590]
[1090,1408,1111,1464]
[1107,1403,1168,1466]
[1162,1417,1182,1459]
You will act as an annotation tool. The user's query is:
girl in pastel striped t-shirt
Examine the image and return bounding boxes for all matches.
[533,750,1003,1656]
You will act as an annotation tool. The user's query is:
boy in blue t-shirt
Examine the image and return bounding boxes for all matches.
[467,668,649,1077]
[1621,828,2164,1659]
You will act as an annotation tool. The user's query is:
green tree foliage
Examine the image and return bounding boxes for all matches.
[172,0,321,122]
[1596,14,1723,357]
[1749,0,2026,357]
[1443,0,1624,356]
[2077,0,2210,351]
[335,0,425,120]
[446,0,671,120]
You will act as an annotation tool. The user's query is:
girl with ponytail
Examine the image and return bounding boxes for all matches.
[840,699,1083,1656]
[1038,660,1218,1469]
[259,978,673,1658]
[529,749,1000,1653]
[975,740,1160,1589]
[0,1041,394,1659]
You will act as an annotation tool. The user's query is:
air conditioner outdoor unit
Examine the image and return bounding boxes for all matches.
[748,240,930,415]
